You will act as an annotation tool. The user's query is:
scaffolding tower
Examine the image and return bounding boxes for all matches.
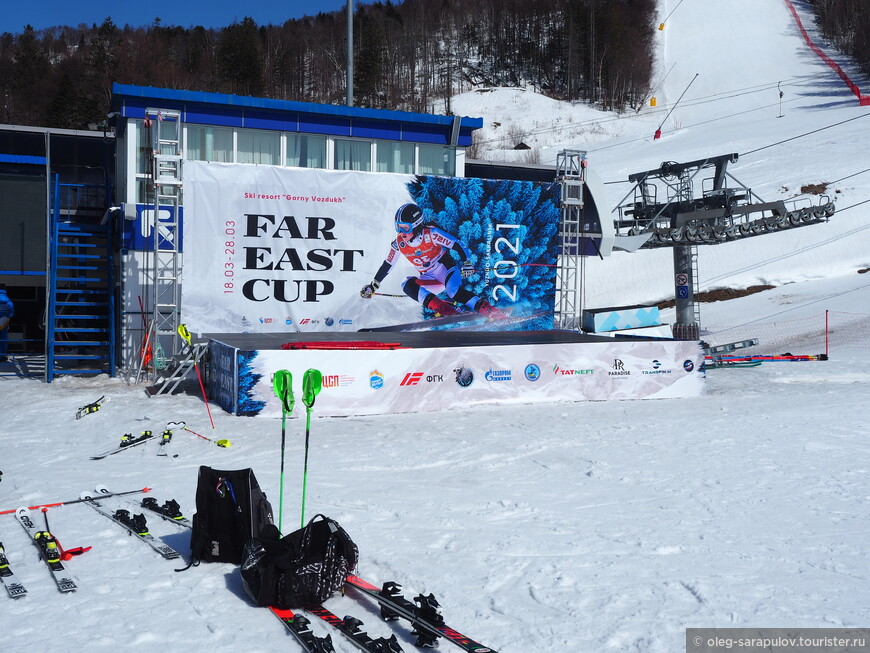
[143,108,183,376]
[555,149,588,330]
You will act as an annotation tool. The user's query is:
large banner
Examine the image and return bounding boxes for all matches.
[206,338,705,418]
[183,162,560,333]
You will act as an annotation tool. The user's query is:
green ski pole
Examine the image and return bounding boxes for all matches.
[300,368,322,528]
[272,370,294,533]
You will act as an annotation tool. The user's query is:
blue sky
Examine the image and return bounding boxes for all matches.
[2,0,377,33]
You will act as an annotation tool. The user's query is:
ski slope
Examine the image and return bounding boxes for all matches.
[1,1,870,651]
[454,0,870,309]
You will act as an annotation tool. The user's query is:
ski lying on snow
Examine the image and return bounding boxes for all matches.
[14,508,77,593]
[95,485,192,529]
[345,575,497,653]
[270,606,335,653]
[303,605,403,653]
[79,491,180,560]
[156,421,184,457]
[75,395,109,420]
[90,431,154,460]
[270,604,402,653]
[0,541,27,598]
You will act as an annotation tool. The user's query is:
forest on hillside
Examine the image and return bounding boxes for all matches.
[811,0,870,72]
[0,0,655,130]
[0,0,865,132]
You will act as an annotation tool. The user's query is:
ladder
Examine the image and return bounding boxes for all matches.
[555,150,587,330]
[46,181,116,381]
[143,108,184,378]
[145,341,208,396]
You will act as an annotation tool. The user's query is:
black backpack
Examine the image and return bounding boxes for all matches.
[189,466,274,564]
[240,514,358,608]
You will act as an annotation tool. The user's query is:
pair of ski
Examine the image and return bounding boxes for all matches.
[79,487,180,560]
[92,489,496,653]
[90,421,184,460]
[271,576,497,653]
[12,508,77,593]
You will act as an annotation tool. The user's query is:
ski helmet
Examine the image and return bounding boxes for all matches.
[395,203,424,235]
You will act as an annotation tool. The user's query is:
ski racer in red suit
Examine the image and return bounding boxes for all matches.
[359,203,505,317]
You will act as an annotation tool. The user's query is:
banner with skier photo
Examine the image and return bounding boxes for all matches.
[183,162,561,333]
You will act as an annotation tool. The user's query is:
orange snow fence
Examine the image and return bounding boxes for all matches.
[782,0,870,106]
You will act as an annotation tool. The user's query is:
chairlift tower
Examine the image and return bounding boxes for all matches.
[614,153,835,338]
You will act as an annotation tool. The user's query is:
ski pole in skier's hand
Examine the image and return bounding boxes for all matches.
[300,369,322,528]
[360,281,379,298]
[272,369,294,533]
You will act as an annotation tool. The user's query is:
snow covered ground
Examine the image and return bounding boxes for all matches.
[2,1,870,651]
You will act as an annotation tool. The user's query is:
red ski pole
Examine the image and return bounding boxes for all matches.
[178,324,215,429]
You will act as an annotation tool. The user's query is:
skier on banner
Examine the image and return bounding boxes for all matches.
[359,203,506,318]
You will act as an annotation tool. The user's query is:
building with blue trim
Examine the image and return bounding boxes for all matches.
[0,84,484,380]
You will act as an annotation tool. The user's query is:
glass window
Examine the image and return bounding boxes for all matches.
[376,140,415,174]
[334,139,372,171]
[418,144,455,176]
[135,120,150,175]
[185,124,233,162]
[286,133,326,168]
[238,128,280,165]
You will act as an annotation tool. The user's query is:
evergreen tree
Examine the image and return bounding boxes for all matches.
[217,17,265,96]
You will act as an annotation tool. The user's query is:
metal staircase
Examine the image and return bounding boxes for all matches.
[46,180,116,381]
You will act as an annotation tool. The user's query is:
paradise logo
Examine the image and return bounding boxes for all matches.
[609,359,631,377]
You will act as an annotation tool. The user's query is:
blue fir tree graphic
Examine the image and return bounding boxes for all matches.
[237,350,266,416]
[406,175,560,324]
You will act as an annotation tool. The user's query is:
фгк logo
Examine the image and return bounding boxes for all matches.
[400,372,424,386]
